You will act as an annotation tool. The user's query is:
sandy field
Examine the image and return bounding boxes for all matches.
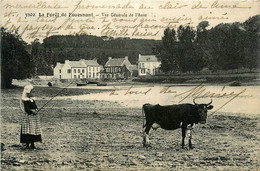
[1,86,259,170]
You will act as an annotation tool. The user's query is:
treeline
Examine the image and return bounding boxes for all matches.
[154,15,260,73]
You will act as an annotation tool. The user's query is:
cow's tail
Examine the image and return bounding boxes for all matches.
[142,106,146,129]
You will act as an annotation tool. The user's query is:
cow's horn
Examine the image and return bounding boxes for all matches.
[193,99,198,105]
[207,99,212,106]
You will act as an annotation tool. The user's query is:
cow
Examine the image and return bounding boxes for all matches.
[142,99,213,149]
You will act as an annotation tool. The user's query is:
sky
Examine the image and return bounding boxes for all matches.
[1,0,259,43]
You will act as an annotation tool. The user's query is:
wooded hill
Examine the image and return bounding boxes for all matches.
[30,36,158,75]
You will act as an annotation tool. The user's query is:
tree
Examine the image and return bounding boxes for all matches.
[208,23,246,71]
[208,24,231,70]
[159,28,178,72]
[1,27,35,88]
[195,21,212,70]
[153,26,205,73]
[177,25,204,72]
[243,15,260,71]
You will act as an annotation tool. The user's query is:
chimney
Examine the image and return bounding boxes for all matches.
[65,60,69,64]
[108,57,112,60]
[125,56,128,60]
[56,62,61,67]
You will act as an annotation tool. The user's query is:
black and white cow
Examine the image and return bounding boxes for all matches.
[142,99,213,149]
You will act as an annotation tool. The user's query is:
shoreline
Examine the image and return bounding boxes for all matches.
[11,78,260,89]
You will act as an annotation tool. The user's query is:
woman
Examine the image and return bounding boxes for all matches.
[20,85,42,149]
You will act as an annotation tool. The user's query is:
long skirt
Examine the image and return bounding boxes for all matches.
[20,114,42,143]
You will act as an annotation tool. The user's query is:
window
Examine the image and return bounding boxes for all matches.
[93,73,95,78]
[141,69,145,74]
[74,75,76,79]
[142,63,145,67]
[78,69,80,73]
[74,69,76,73]
[59,75,61,79]
[89,73,91,78]
[82,69,85,73]
[67,69,71,73]
[59,69,61,73]
[96,73,99,77]
[78,75,80,78]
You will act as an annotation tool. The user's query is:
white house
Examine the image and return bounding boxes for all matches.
[53,59,102,79]
[138,54,161,76]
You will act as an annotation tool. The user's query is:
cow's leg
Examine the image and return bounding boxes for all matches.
[186,128,192,149]
[187,124,194,149]
[188,130,193,149]
[143,123,152,148]
[181,124,187,149]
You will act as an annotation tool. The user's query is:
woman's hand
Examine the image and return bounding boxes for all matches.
[31,109,38,115]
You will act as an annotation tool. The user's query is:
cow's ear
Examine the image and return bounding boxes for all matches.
[207,105,213,110]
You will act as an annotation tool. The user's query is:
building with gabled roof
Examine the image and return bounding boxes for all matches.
[138,54,161,76]
[105,57,132,67]
[101,56,137,79]
[53,59,102,79]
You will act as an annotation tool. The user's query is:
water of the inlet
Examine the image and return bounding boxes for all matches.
[55,85,260,115]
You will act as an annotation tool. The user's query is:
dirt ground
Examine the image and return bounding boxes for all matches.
[1,87,259,170]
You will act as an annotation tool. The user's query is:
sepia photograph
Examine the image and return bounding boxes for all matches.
[1,0,260,170]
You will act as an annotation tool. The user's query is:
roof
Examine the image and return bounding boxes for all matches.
[54,63,64,69]
[138,55,160,62]
[81,59,100,66]
[105,58,131,67]
[126,65,138,72]
[68,61,86,68]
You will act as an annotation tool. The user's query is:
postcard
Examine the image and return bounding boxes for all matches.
[1,0,259,170]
